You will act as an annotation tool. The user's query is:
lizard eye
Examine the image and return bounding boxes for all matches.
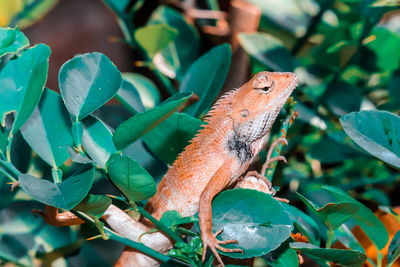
[253,74,274,94]
[260,81,275,94]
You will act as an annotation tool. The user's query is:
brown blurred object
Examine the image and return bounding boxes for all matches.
[23,0,134,91]
[170,0,261,93]
[222,0,260,93]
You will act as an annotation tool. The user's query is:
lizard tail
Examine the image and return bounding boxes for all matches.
[101,205,172,267]
[115,247,160,267]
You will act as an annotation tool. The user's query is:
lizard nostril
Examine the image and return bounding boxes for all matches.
[240,109,249,117]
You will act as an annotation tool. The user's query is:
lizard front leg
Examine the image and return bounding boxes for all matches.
[199,160,244,267]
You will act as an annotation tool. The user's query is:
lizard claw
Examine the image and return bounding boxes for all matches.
[202,228,244,267]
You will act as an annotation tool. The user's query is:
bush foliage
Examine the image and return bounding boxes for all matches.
[0,0,400,266]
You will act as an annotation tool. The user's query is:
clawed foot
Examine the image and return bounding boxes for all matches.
[9,181,19,191]
[202,228,244,267]
[261,137,288,176]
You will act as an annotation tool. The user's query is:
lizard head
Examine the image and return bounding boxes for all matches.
[229,71,298,144]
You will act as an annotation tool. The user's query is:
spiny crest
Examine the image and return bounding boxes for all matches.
[172,89,238,164]
[203,88,238,124]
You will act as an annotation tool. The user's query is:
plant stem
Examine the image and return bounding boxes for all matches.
[0,168,17,182]
[99,168,183,243]
[137,205,184,243]
[72,210,189,266]
[52,167,62,183]
[377,251,383,267]
[5,134,13,162]
[0,159,21,178]
[326,228,334,248]
[265,99,297,181]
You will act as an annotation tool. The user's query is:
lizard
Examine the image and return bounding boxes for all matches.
[33,71,298,267]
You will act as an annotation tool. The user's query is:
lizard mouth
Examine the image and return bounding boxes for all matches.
[236,74,298,143]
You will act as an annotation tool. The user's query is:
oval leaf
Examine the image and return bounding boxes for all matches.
[116,79,146,114]
[149,6,199,80]
[290,242,367,267]
[0,234,31,266]
[81,115,116,169]
[74,194,112,219]
[297,193,359,230]
[340,110,400,169]
[279,202,320,245]
[135,24,178,57]
[20,89,74,168]
[238,32,295,72]
[210,189,293,258]
[179,44,231,117]
[121,72,161,110]
[59,52,122,121]
[142,112,202,164]
[19,168,95,210]
[309,185,389,250]
[106,153,156,202]
[0,27,29,58]
[113,92,191,150]
[0,44,50,132]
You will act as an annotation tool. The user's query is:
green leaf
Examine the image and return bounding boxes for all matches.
[113,92,191,150]
[309,135,363,164]
[74,194,112,219]
[116,79,146,113]
[297,193,359,230]
[142,112,202,164]
[179,44,231,117]
[0,234,31,266]
[340,110,400,169]
[325,82,362,117]
[361,188,390,205]
[242,0,311,37]
[0,126,8,154]
[66,146,93,164]
[59,52,122,121]
[71,121,83,146]
[279,202,320,245]
[334,225,365,253]
[148,6,199,80]
[290,242,366,267]
[19,168,95,210]
[12,0,58,29]
[106,153,156,202]
[238,32,295,71]
[388,230,400,265]
[371,0,400,6]
[102,0,130,14]
[0,44,50,133]
[0,27,29,57]
[40,240,84,267]
[135,24,178,58]
[263,241,299,267]
[122,72,161,110]
[317,203,359,230]
[365,27,400,71]
[310,186,389,250]
[81,115,116,168]
[20,89,74,168]
[210,189,293,258]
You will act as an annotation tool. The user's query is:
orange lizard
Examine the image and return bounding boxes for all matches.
[35,71,298,267]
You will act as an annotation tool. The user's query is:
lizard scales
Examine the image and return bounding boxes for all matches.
[118,71,298,266]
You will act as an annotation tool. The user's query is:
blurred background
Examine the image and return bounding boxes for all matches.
[0,0,400,266]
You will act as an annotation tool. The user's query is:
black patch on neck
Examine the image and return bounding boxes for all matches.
[227,134,252,163]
